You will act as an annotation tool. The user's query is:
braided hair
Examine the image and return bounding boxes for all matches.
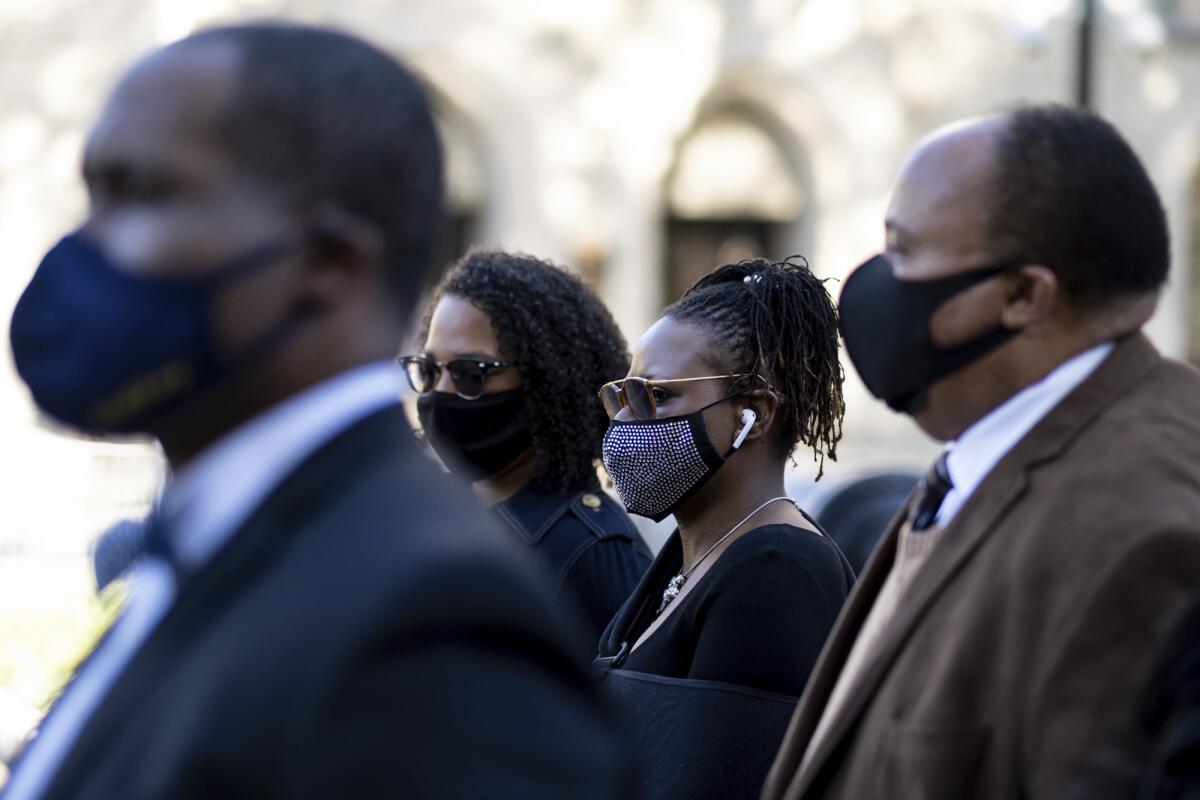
[665,256,845,478]
[418,249,630,492]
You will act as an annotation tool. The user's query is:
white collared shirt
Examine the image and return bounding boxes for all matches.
[4,361,406,800]
[936,342,1114,526]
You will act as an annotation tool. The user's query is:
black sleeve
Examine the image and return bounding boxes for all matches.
[284,544,631,800]
[293,639,627,800]
[562,538,652,643]
[687,539,847,697]
[1141,587,1200,798]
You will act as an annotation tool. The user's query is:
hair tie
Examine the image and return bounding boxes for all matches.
[743,274,763,285]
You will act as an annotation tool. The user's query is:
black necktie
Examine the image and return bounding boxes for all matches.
[93,519,149,592]
[142,509,182,575]
[908,453,953,532]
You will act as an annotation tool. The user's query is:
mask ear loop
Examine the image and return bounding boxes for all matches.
[731,408,757,450]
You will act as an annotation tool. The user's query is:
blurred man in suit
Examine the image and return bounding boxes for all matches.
[4,23,624,799]
[762,105,1200,800]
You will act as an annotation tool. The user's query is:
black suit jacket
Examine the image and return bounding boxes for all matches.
[26,405,626,799]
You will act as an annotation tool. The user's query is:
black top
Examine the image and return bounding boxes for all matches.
[494,479,652,639]
[600,523,854,697]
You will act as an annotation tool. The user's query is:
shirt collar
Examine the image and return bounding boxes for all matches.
[938,341,1115,525]
[494,479,589,545]
[158,361,406,569]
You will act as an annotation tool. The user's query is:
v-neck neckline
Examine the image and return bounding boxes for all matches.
[626,522,822,657]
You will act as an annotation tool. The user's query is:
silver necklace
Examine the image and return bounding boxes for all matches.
[657,496,795,615]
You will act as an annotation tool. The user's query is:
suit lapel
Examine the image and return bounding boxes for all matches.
[790,467,1029,795]
[787,333,1161,797]
[764,505,906,800]
[41,406,415,798]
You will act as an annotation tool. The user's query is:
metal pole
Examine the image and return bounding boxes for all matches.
[1076,0,1097,108]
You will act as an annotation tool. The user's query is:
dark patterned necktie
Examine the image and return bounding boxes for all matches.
[140,510,174,568]
[908,453,953,532]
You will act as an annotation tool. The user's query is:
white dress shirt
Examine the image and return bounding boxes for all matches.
[4,361,406,800]
[936,342,1114,527]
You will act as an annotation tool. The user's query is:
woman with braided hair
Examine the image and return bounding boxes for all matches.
[594,257,854,800]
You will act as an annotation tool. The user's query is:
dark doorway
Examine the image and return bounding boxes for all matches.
[662,111,805,305]
[664,218,783,302]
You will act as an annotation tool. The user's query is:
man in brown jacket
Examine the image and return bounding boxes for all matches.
[763,105,1200,799]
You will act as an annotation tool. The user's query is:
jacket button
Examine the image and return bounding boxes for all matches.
[581,493,602,510]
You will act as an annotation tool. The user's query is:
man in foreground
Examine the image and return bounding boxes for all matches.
[763,105,1200,799]
[4,23,624,799]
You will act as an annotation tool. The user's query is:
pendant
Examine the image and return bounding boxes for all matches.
[657,573,688,615]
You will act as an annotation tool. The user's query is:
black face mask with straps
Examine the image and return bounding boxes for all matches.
[838,253,1026,413]
[416,388,533,478]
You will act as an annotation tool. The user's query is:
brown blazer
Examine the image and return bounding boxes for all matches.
[763,333,1200,800]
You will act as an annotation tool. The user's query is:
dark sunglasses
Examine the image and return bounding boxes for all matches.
[598,374,764,421]
[399,355,516,400]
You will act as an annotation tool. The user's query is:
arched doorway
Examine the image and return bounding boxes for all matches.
[663,111,807,302]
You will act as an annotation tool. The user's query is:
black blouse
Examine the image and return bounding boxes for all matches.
[601,522,855,697]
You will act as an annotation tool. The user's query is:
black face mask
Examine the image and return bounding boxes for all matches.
[839,254,1025,413]
[416,389,533,478]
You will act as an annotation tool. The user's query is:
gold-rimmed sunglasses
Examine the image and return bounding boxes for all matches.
[598,374,763,421]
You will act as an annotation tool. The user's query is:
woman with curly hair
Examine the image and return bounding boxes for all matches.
[404,250,652,639]
[593,257,855,800]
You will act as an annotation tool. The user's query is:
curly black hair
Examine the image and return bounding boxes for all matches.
[418,250,630,492]
[665,256,844,478]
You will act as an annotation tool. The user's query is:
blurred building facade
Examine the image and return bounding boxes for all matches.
[2,0,1200,561]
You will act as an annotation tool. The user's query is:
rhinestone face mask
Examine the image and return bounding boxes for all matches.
[602,404,732,522]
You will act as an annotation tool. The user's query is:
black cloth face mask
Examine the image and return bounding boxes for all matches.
[839,253,1026,413]
[416,388,533,478]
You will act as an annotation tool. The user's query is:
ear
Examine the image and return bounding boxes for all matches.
[731,388,781,448]
[1000,264,1057,330]
[296,205,386,311]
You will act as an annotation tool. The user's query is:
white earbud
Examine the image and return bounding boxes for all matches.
[732,409,757,450]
